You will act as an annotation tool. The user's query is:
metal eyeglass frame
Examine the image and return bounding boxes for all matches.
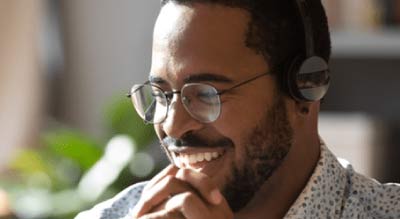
[127,72,270,124]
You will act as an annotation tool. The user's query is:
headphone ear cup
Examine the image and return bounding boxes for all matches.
[286,55,305,101]
[286,56,330,102]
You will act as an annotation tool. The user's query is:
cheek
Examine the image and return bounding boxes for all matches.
[217,95,269,136]
[215,91,273,158]
[214,104,255,158]
[214,103,242,140]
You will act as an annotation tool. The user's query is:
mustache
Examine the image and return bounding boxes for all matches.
[162,134,234,148]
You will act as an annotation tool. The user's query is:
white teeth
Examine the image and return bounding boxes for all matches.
[189,154,197,164]
[182,154,189,165]
[204,152,212,161]
[196,153,205,162]
[176,151,222,165]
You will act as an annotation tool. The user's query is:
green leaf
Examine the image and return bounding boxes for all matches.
[104,95,156,150]
[9,149,50,175]
[42,129,102,171]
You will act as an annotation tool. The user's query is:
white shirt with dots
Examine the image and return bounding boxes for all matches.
[76,143,400,219]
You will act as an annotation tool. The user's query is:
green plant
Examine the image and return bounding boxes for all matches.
[1,95,159,219]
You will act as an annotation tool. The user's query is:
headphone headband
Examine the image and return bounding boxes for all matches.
[295,0,314,57]
[285,0,330,102]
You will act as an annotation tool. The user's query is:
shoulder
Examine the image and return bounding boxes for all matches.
[341,165,400,218]
[75,181,147,219]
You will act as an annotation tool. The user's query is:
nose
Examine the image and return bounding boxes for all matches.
[162,94,203,139]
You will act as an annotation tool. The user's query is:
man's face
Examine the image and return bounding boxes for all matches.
[150,2,293,211]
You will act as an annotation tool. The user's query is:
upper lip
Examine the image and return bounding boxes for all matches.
[168,146,226,155]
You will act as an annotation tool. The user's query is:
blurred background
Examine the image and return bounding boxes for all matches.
[0,0,399,218]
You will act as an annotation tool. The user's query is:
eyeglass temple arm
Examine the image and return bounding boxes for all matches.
[218,72,270,95]
[126,82,152,98]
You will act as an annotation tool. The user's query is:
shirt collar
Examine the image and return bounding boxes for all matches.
[284,140,348,218]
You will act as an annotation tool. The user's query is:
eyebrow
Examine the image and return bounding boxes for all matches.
[184,73,233,84]
[149,75,166,84]
[149,73,234,85]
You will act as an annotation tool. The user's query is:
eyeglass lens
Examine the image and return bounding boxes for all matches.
[130,84,168,123]
[130,83,221,124]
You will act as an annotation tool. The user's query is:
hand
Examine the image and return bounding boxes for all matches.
[132,165,233,219]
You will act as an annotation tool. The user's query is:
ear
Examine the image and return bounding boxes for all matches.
[294,101,318,116]
[281,96,320,125]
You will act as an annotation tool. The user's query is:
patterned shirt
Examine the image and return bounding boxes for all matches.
[75,143,400,219]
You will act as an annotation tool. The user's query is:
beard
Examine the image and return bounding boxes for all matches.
[222,95,294,212]
[160,94,293,212]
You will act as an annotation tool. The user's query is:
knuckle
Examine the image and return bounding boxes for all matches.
[181,191,197,204]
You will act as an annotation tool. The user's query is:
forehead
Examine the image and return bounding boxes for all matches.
[151,2,268,86]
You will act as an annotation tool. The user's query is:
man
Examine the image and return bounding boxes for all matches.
[76,0,400,218]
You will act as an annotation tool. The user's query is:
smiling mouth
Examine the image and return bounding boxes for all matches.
[168,146,227,170]
[174,151,223,165]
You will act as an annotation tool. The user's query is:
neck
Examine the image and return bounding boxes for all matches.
[234,134,321,219]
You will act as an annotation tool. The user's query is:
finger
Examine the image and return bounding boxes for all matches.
[164,191,209,219]
[175,168,223,205]
[133,175,193,217]
[137,209,184,219]
[143,164,178,192]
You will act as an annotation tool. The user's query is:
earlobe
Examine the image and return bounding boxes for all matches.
[300,107,310,115]
[295,101,313,116]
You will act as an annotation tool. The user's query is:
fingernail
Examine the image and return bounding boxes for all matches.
[210,189,222,205]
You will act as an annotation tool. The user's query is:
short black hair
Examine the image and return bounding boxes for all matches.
[160,0,331,75]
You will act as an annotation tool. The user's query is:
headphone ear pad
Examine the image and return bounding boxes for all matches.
[286,55,305,101]
[286,56,330,102]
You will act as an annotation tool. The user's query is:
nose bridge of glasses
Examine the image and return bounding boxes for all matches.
[164,89,188,118]
[164,90,181,103]
[163,89,196,128]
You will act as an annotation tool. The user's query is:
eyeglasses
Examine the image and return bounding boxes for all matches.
[127,72,270,124]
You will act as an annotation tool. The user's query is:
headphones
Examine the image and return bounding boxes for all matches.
[285,0,330,102]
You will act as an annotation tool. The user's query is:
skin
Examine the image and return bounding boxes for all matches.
[132,2,321,219]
